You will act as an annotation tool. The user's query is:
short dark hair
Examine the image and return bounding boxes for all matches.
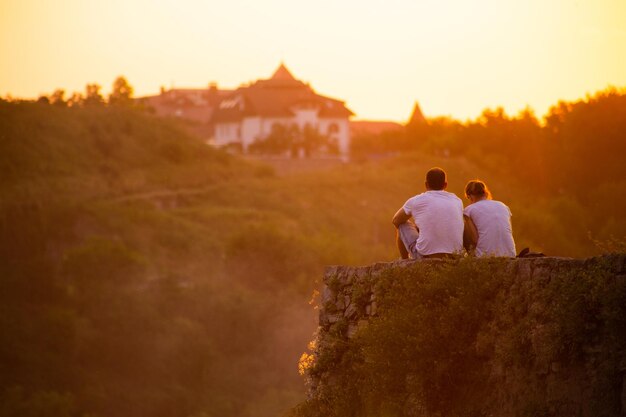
[426,167,447,190]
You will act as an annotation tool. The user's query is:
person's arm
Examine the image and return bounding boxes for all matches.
[392,207,411,228]
[463,214,478,252]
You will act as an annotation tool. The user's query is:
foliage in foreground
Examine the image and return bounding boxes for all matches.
[294,256,626,417]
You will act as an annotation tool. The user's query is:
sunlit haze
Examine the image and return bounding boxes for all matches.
[2,0,625,121]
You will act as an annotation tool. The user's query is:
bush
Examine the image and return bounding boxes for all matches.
[296,256,626,417]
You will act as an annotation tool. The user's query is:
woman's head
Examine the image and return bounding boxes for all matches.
[465,179,492,201]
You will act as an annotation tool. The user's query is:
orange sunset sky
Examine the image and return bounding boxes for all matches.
[1,0,625,121]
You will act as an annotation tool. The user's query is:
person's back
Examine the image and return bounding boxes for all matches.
[392,167,464,259]
[464,199,516,257]
[463,180,516,257]
[404,190,464,255]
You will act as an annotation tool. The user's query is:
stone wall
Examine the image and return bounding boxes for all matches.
[304,255,626,417]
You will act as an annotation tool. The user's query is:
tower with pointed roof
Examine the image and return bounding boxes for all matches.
[271,62,296,81]
[407,101,426,126]
[404,101,429,148]
[211,63,354,155]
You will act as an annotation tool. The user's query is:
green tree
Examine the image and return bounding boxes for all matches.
[299,124,337,157]
[109,76,134,106]
[249,124,336,157]
[66,92,83,107]
[50,89,67,107]
[249,123,298,155]
[83,83,104,106]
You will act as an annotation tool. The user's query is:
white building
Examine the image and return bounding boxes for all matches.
[211,64,354,155]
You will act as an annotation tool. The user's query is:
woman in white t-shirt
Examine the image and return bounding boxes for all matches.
[463,180,516,257]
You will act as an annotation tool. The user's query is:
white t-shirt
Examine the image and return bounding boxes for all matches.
[402,190,464,255]
[463,199,516,257]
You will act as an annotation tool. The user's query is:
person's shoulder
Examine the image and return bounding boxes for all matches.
[441,191,463,203]
[409,192,428,202]
[483,199,512,215]
[488,199,510,209]
[494,200,512,214]
[403,193,424,208]
[463,202,476,216]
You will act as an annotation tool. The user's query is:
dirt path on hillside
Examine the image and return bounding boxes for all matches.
[102,156,349,205]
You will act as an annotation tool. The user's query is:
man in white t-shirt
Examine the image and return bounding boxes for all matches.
[392,167,464,259]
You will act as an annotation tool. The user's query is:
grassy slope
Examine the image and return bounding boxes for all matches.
[0,101,260,203]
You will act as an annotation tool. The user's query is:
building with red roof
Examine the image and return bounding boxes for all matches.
[211,63,353,155]
[138,64,354,155]
[138,84,233,123]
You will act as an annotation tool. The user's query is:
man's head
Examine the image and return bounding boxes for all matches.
[425,167,447,190]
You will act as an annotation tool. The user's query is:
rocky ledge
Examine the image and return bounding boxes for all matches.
[302,254,626,417]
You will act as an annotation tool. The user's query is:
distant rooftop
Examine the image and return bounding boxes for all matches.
[271,63,296,81]
[211,63,353,122]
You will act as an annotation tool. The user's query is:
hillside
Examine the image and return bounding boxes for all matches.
[0,98,623,417]
[0,101,264,202]
[1,102,302,417]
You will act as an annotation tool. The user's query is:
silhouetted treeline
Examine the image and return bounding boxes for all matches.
[3,76,136,108]
[356,88,625,194]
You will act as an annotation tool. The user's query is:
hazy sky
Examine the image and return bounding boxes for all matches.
[1,0,625,121]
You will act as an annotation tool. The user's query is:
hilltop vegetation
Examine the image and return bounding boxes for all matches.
[293,256,626,417]
[0,87,625,417]
[0,100,252,202]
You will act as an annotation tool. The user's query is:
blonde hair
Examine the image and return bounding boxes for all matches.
[465,179,492,200]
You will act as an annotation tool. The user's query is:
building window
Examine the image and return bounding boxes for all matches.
[328,123,339,135]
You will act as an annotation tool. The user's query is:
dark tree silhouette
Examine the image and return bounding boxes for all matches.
[109,76,134,106]
[83,83,104,106]
[249,124,336,157]
[50,89,67,107]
